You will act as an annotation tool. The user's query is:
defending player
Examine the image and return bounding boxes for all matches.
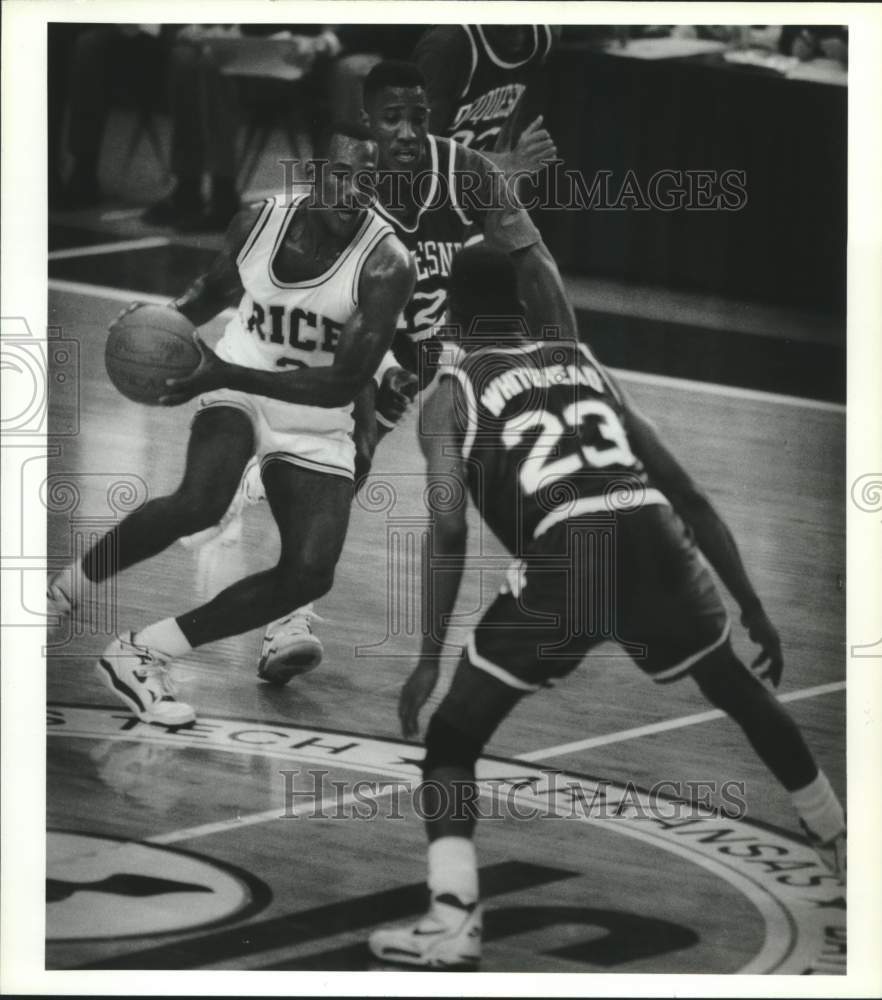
[367,245,846,968]
[256,59,578,679]
[413,24,558,175]
[46,121,415,725]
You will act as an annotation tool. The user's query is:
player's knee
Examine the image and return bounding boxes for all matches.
[422,713,484,779]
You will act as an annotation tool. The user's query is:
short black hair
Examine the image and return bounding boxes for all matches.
[363,60,426,106]
[315,120,377,159]
[449,244,525,334]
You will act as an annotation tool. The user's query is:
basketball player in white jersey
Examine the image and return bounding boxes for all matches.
[47,121,415,725]
[254,59,578,682]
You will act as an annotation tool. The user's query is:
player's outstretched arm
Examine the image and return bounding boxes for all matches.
[624,400,783,684]
[162,235,416,408]
[399,377,469,737]
[169,205,260,326]
[460,144,576,339]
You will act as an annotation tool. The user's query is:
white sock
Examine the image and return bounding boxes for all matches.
[791,770,845,843]
[134,618,192,659]
[427,836,479,906]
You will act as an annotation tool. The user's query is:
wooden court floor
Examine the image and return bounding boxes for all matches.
[43,278,846,974]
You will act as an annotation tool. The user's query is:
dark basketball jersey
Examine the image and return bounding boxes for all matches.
[443,337,668,552]
[446,25,552,151]
[373,135,483,366]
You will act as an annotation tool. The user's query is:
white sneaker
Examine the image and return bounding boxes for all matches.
[97,632,195,726]
[801,822,847,885]
[179,457,265,549]
[257,605,324,685]
[47,573,74,620]
[368,895,482,968]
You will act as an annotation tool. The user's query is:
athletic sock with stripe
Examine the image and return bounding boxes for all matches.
[791,769,845,843]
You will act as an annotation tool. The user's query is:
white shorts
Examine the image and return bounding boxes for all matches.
[195,389,356,480]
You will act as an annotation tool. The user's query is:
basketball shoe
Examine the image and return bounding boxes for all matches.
[179,456,265,549]
[97,632,195,726]
[47,573,74,619]
[801,821,847,885]
[257,605,324,684]
[368,894,483,968]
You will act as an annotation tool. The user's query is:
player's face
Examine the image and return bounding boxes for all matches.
[315,135,378,238]
[365,86,429,171]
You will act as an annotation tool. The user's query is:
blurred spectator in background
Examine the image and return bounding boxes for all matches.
[412,25,559,177]
[779,26,848,65]
[143,24,341,231]
[329,26,425,119]
[50,24,170,209]
[142,25,241,230]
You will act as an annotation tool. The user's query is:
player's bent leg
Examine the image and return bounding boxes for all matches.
[691,642,818,790]
[691,645,846,882]
[50,407,254,619]
[369,651,529,969]
[176,461,353,652]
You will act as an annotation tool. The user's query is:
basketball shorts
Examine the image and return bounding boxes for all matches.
[195,388,356,480]
[436,505,730,741]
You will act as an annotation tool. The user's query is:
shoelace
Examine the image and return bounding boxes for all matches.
[275,609,326,633]
[140,660,178,699]
[128,638,178,699]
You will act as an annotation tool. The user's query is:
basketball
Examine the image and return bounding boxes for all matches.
[105,305,201,405]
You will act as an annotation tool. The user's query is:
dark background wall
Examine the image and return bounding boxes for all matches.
[535,48,847,316]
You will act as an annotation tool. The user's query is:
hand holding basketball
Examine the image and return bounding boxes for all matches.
[158,333,226,406]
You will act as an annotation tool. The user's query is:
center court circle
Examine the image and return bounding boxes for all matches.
[47,704,846,972]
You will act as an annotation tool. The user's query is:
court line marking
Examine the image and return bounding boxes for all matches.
[48,237,171,260]
[610,367,845,414]
[140,681,845,842]
[48,279,236,320]
[147,784,397,845]
[518,680,846,762]
[98,188,284,222]
[49,277,845,412]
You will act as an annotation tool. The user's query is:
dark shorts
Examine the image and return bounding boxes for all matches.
[436,504,730,739]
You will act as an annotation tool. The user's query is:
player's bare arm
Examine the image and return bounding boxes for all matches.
[352,379,379,482]
[461,145,577,338]
[169,204,262,326]
[400,376,468,737]
[623,397,783,683]
[161,235,416,408]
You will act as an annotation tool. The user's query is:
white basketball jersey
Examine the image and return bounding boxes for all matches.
[221,194,392,369]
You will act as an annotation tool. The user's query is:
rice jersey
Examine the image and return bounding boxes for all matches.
[216,193,393,438]
[442,337,670,553]
[414,25,553,152]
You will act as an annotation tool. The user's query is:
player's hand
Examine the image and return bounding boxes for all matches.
[741,606,783,687]
[510,116,558,175]
[377,366,419,426]
[399,660,440,739]
[159,332,225,405]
